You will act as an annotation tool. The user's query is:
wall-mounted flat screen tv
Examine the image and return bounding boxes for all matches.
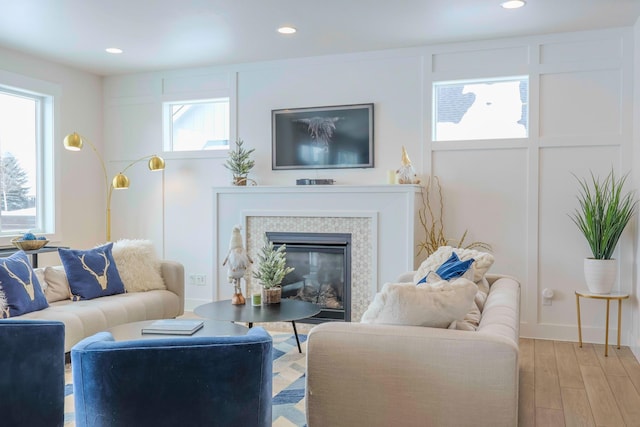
[272,103,374,170]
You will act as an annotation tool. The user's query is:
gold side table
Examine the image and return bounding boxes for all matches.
[575,290,629,357]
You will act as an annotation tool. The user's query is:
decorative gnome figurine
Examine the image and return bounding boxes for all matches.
[222,225,253,305]
[396,146,421,184]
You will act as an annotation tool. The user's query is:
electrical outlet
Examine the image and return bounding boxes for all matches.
[189,274,206,286]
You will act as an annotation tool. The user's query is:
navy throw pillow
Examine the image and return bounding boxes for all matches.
[436,252,475,280]
[0,251,48,318]
[416,252,475,284]
[59,243,125,300]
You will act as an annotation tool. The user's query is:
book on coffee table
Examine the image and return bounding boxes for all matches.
[141,319,204,335]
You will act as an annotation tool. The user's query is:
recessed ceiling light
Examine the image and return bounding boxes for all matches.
[277,26,297,35]
[105,47,123,54]
[501,0,526,9]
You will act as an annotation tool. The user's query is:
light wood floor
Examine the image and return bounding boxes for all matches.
[519,338,640,427]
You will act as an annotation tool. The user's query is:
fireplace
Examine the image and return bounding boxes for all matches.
[267,232,351,323]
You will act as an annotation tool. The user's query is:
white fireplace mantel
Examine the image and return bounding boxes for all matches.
[213,185,424,313]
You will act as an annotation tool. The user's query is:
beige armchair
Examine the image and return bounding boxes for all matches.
[305,274,520,427]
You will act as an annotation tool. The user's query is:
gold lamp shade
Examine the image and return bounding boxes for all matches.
[148,155,165,171]
[112,173,130,189]
[63,132,83,151]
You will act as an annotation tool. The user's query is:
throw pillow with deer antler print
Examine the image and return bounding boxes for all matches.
[0,251,49,318]
[59,243,125,301]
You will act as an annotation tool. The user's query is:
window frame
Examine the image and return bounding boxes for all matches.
[432,75,529,143]
[0,72,59,245]
[162,97,232,159]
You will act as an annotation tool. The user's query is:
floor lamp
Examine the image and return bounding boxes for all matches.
[63,132,165,242]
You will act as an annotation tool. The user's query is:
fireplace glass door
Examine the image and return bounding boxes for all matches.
[267,232,351,323]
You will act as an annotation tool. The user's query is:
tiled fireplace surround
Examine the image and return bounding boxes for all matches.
[213,185,423,322]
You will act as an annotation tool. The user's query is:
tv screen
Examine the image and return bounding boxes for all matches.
[272,103,374,170]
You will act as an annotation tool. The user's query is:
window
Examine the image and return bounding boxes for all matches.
[163,98,230,152]
[433,76,528,141]
[0,86,53,235]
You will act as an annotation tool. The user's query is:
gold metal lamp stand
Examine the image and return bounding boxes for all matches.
[63,132,165,241]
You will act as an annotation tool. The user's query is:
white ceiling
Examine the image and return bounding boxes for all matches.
[0,0,639,76]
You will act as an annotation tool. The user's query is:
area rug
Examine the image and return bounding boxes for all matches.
[63,332,308,427]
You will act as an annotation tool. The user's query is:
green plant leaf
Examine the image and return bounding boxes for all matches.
[569,169,637,259]
[252,234,294,288]
[224,139,255,177]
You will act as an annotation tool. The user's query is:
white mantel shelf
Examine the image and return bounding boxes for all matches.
[213,184,422,194]
[212,184,425,304]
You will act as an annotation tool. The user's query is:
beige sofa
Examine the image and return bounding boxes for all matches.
[305,273,520,427]
[11,260,184,352]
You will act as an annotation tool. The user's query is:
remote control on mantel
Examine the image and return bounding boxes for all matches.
[296,179,335,185]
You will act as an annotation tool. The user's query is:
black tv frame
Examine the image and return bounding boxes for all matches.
[272,103,374,170]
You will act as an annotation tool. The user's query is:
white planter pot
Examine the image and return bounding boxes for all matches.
[583,258,617,294]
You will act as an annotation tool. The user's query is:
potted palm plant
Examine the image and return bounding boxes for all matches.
[224,139,255,186]
[252,235,294,304]
[570,169,637,294]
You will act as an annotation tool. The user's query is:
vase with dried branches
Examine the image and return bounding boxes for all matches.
[417,176,491,260]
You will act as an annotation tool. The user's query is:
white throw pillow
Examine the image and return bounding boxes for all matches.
[44,266,72,302]
[0,288,6,315]
[361,278,478,328]
[112,239,165,292]
[34,267,47,294]
[454,302,482,331]
[414,246,495,284]
[475,277,490,312]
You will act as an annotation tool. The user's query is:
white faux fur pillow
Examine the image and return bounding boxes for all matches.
[475,277,490,312]
[454,302,482,331]
[360,278,478,328]
[414,246,495,284]
[112,239,165,292]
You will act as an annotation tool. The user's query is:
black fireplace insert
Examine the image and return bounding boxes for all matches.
[266,232,351,323]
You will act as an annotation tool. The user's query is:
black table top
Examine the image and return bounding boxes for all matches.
[194,299,321,324]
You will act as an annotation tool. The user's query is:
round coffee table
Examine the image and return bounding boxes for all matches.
[194,299,321,353]
[107,319,248,341]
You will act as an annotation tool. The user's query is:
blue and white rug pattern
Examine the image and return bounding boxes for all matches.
[271,333,308,427]
[64,332,308,427]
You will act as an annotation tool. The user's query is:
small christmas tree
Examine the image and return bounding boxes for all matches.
[252,234,294,288]
[224,139,255,185]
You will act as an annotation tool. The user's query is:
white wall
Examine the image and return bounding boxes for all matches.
[427,30,635,345]
[631,18,640,359]
[103,27,638,345]
[0,45,104,265]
